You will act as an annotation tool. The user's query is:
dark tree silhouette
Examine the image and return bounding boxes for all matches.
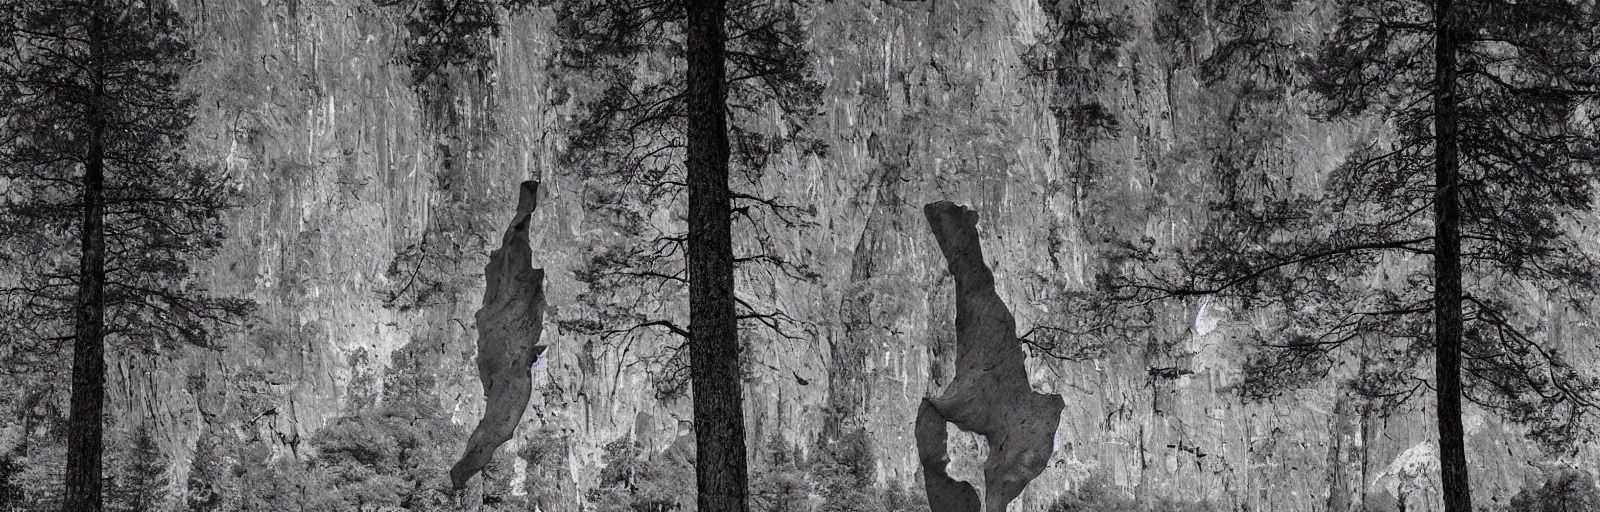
[1066,1,1600,510]
[0,1,252,510]
[539,0,822,509]
[684,0,747,509]
[547,0,821,378]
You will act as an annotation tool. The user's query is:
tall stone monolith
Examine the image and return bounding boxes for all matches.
[917,201,1064,512]
[450,180,547,490]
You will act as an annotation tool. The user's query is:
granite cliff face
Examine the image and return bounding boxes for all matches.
[10,0,1595,510]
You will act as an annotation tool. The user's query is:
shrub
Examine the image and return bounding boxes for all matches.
[810,429,926,512]
[751,435,808,512]
[105,428,167,512]
[520,425,577,510]
[1047,473,1218,512]
[1047,473,1140,512]
[589,436,694,512]
[303,406,463,510]
[185,433,236,511]
[0,446,27,510]
[1505,470,1600,512]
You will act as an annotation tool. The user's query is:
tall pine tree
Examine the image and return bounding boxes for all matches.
[379,1,820,507]
[548,0,820,382]
[541,0,821,509]
[0,1,251,510]
[1079,1,1600,509]
[683,1,747,508]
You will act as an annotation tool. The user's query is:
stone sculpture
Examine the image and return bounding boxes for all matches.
[917,201,1065,511]
[450,180,547,490]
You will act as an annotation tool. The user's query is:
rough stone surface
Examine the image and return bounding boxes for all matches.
[918,201,1066,511]
[450,180,547,490]
[916,398,982,512]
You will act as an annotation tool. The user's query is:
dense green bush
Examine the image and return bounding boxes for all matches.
[1047,473,1140,512]
[181,332,490,511]
[5,441,63,510]
[0,449,22,509]
[184,433,236,511]
[104,428,167,512]
[751,435,808,512]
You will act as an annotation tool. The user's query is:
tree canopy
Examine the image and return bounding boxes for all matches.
[0,1,251,508]
[1070,1,1600,509]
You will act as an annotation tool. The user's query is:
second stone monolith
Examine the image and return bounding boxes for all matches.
[917,201,1064,512]
[450,180,547,490]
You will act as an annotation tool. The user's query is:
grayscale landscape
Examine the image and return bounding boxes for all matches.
[1,1,1598,511]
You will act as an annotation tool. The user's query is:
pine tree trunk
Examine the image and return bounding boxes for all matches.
[685,0,749,510]
[1432,1,1471,510]
[62,14,108,508]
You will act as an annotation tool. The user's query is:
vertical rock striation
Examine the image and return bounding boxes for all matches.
[917,201,1065,511]
[450,180,547,490]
